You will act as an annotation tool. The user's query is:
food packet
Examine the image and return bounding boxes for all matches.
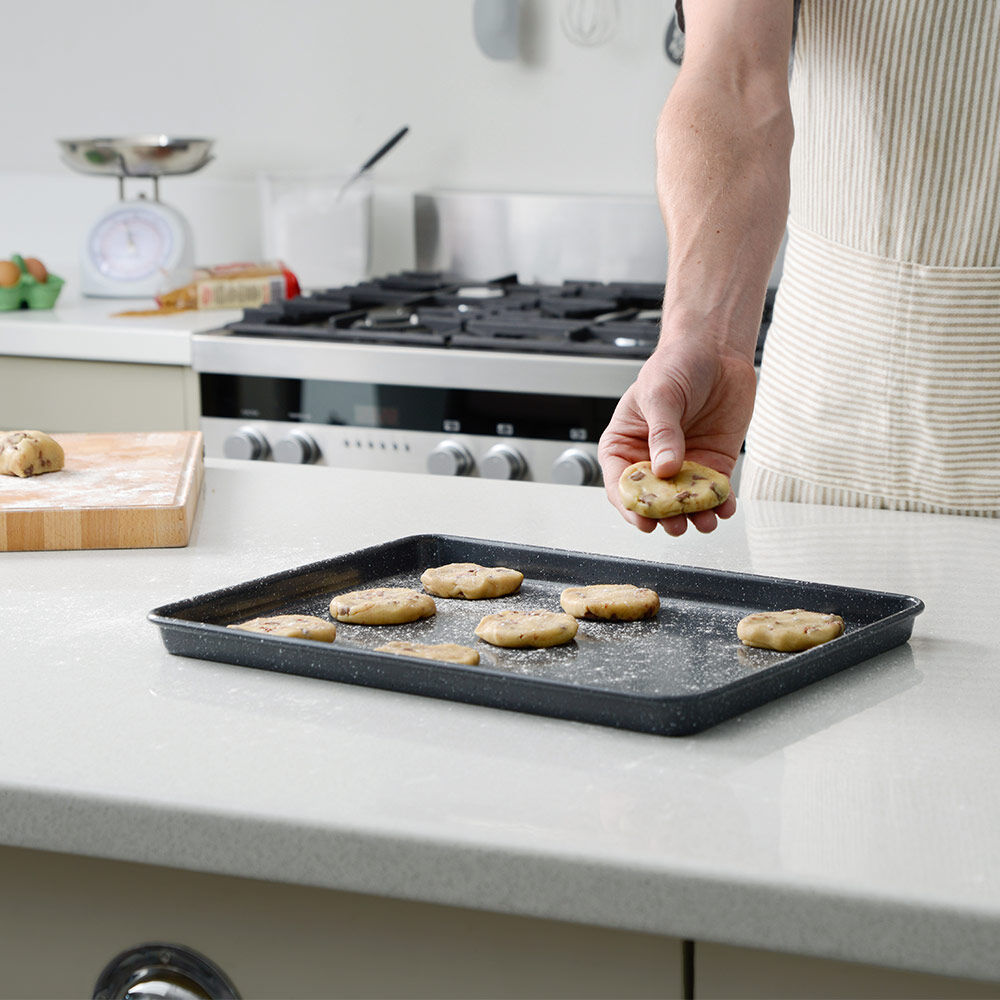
[116,261,300,316]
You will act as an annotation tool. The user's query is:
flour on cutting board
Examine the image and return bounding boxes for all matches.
[0,431,197,510]
[2,464,182,508]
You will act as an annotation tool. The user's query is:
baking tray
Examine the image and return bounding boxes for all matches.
[148,534,924,736]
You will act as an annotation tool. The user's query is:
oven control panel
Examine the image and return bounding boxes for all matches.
[199,372,617,486]
[203,418,604,487]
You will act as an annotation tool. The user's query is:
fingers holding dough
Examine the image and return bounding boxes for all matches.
[619,460,730,520]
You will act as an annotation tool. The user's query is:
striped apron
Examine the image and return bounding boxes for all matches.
[741,0,1000,516]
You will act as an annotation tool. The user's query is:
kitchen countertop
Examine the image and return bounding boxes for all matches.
[0,282,240,365]
[1,459,998,983]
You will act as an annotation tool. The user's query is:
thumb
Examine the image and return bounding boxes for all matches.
[632,353,689,479]
[647,413,686,480]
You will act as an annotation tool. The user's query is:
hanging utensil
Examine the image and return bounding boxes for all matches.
[337,125,409,200]
[560,0,618,47]
[473,0,521,60]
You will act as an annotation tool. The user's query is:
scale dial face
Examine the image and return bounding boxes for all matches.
[88,204,177,281]
[81,198,194,297]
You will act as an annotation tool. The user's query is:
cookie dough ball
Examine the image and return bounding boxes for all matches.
[0,430,65,478]
[227,614,337,641]
[474,608,579,649]
[737,609,845,652]
[560,584,660,621]
[330,587,436,625]
[618,460,730,519]
[376,640,480,665]
[420,562,524,599]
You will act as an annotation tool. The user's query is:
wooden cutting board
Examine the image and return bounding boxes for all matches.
[0,431,203,552]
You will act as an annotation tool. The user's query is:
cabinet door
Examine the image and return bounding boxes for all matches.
[695,941,1000,999]
[0,845,684,999]
[0,356,199,431]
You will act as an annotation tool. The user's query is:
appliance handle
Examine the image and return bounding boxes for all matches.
[92,943,241,1000]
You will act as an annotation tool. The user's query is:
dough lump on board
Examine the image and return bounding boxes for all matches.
[330,587,436,625]
[0,430,65,478]
[420,562,524,600]
[475,609,579,649]
[618,460,730,519]
[227,614,337,642]
[737,609,845,652]
[559,584,660,621]
[376,640,480,665]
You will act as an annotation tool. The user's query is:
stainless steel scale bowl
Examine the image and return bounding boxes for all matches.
[57,135,214,298]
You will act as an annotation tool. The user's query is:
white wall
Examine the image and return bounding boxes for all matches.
[0,0,679,280]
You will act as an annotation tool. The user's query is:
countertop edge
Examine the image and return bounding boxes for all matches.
[0,299,241,366]
[2,784,998,985]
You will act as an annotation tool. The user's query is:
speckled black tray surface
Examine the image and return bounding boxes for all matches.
[148,534,924,736]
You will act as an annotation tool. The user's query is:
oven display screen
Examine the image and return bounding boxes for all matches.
[352,403,401,428]
[200,374,618,442]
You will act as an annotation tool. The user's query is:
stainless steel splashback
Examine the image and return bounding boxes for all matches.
[414,190,668,284]
[414,189,786,287]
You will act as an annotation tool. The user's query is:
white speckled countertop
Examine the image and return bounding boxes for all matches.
[1,459,998,983]
[0,281,239,365]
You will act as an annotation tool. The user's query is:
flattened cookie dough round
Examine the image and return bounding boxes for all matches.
[330,587,436,625]
[560,584,660,621]
[0,430,65,478]
[475,608,579,649]
[376,641,480,665]
[227,614,337,641]
[737,609,845,652]
[420,562,524,599]
[619,460,730,519]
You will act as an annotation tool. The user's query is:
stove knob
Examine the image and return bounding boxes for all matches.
[274,430,320,465]
[427,441,474,477]
[223,427,270,461]
[481,444,527,481]
[552,448,600,486]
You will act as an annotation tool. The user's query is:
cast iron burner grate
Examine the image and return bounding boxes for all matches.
[220,271,773,360]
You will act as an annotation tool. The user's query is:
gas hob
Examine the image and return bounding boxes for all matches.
[214,271,667,357]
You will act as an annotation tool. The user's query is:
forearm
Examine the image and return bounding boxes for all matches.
[597,2,795,527]
[657,38,793,360]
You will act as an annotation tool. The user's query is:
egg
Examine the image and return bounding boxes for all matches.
[0,260,21,287]
[23,257,48,283]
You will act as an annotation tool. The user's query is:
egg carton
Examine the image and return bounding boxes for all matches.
[0,254,64,311]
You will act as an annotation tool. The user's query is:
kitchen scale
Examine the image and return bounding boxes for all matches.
[58,135,213,298]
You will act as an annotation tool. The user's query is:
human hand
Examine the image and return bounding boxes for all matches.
[598,338,757,536]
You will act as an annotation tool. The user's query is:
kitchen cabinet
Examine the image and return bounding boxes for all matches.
[0,845,684,999]
[694,942,999,999]
[7,843,998,1000]
[0,355,199,432]
[0,293,238,433]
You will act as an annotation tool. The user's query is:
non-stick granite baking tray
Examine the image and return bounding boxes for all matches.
[148,534,924,736]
